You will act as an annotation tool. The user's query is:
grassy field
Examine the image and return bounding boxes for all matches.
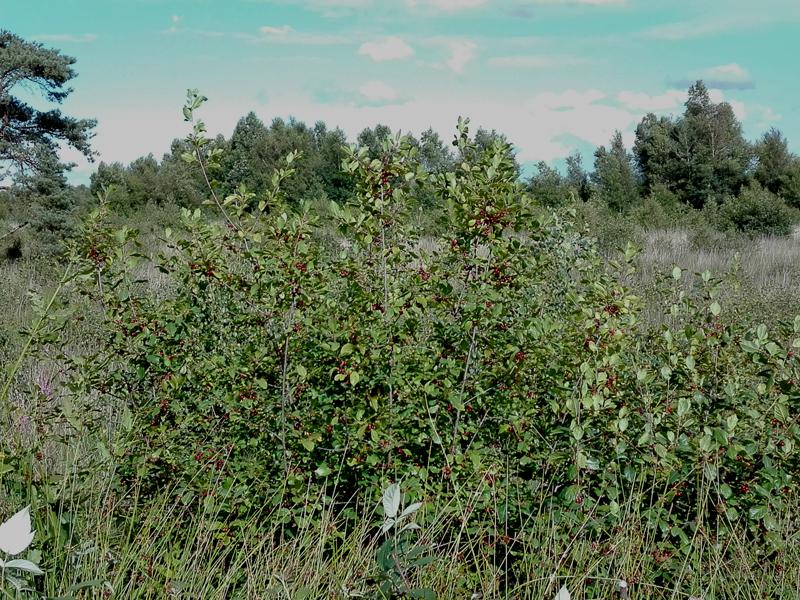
[2,194,800,599]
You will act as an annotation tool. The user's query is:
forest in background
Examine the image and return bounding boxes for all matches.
[3,25,800,262]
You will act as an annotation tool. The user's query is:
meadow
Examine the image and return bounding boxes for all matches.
[2,104,800,600]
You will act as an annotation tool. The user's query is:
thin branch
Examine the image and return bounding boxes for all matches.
[0,221,28,243]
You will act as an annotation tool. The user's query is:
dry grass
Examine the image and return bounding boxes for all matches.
[616,228,800,329]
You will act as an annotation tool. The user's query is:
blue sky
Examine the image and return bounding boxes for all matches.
[3,0,800,183]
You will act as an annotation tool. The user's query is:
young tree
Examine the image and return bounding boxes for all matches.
[0,30,96,182]
[632,113,675,192]
[565,150,591,202]
[357,124,393,158]
[527,161,568,208]
[677,81,751,207]
[592,131,640,212]
[753,128,800,206]
[417,127,454,175]
[633,81,751,209]
[223,111,270,194]
[313,121,354,204]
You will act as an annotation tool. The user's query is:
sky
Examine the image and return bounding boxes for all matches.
[3,0,800,184]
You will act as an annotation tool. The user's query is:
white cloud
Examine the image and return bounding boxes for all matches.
[617,87,752,121]
[407,0,487,10]
[707,63,748,80]
[532,89,606,110]
[443,40,477,74]
[171,15,181,23]
[701,62,754,88]
[359,80,401,103]
[616,90,685,113]
[33,33,97,43]
[752,105,782,125]
[260,25,293,36]
[640,15,766,41]
[488,55,587,68]
[253,27,349,45]
[359,36,414,61]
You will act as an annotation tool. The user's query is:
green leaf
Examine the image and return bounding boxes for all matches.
[726,414,738,432]
[3,559,43,575]
[710,302,721,316]
[314,464,332,477]
[740,339,759,354]
[677,397,691,417]
[400,502,423,519]
[382,483,401,519]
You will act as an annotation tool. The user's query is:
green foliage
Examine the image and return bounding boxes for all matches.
[527,160,572,208]
[592,131,640,212]
[3,91,800,599]
[0,30,95,180]
[717,182,796,236]
[69,108,633,534]
[754,128,800,208]
[0,150,93,258]
[375,483,432,598]
[633,81,751,209]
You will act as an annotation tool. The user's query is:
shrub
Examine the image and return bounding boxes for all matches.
[5,95,799,596]
[70,108,639,537]
[717,182,796,236]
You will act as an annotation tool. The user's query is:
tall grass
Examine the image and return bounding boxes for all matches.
[609,227,800,329]
[3,206,800,598]
[14,460,800,599]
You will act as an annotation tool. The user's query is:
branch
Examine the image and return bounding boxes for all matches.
[0,221,29,243]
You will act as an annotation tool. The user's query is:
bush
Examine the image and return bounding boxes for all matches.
[59,103,799,565]
[573,198,642,252]
[717,182,796,236]
[69,114,643,536]
[4,97,799,597]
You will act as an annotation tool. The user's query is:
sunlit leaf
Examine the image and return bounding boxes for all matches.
[554,585,571,600]
[383,483,401,519]
[0,506,35,556]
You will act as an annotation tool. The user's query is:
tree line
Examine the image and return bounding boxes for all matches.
[529,82,800,234]
[3,29,800,259]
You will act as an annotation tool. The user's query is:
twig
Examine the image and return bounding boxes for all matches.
[0,221,29,243]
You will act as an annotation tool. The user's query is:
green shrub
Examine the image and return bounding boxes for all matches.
[3,95,800,596]
[57,99,799,567]
[717,182,796,236]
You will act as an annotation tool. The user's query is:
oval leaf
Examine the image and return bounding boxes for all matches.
[0,506,35,555]
[382,483,401,519]
[554,585,571,600]
[3,559,43,575]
